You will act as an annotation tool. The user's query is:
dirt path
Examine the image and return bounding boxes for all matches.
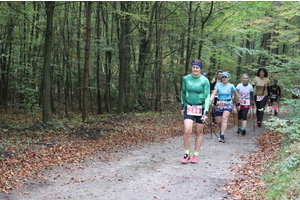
[1,111,271,200]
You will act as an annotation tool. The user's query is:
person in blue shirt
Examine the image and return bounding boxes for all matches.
[210,72,240,143]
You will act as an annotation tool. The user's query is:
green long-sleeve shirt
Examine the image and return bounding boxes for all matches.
[181,74,210,113]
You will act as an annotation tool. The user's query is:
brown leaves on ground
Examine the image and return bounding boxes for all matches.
[0,107,239,194]
[224,130,287,199]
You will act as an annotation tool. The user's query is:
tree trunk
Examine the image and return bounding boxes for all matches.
[124,2,131,113]
[155,4,160,111]
[236,39,244,82]
[82,1,92,121]
[117,2,126,114]
[185,1,192,75]
[96,2,103,114]
[77,1,82,111]
[42,2,55,123]
[209,39,217,78]
[101,2,112,113]
[198,1,214,59]
[129,2,157,112]
[157,2,165,112]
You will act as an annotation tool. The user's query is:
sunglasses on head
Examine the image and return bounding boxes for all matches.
[191,60,202,64]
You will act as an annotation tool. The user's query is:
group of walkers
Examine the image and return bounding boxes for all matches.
[180,59,282,164]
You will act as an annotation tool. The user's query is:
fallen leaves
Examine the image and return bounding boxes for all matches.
[224,130,286,199]
[0,108,239,194]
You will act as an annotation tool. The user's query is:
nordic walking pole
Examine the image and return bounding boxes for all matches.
[203,114,219,139]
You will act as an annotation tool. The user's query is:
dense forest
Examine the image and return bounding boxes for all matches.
[0,1,300,122]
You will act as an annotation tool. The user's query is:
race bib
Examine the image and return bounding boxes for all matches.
[239,98,250,105]
[187,105,202,116]
[256,96,264,101]
[271,94,276,99]
[216,100,227,108]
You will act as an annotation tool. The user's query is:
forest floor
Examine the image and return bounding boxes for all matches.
[0,106,286,200]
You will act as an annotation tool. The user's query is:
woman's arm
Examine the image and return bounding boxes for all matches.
[210,89,217,102]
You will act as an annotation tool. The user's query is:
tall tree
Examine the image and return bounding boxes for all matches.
[42,1,55,123]
[77,1,82,111]
[117,2,126,114]
[129,2,158,112]
[96,2,102,114]
[82,1,92,121]
[184,1,192,75]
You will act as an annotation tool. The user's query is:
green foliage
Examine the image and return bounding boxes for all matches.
[261,98,300,199]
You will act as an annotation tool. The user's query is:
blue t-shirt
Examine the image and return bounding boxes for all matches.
[215,83,236,102]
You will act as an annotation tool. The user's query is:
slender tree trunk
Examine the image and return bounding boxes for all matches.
[236,39,244,82]
[77,1,82,111]
[82,1,92,121]
[130,2,157,111]
[117,2,126,114]
[198,1,214,59]
[96,2,103,114]
[42,2,55,123]
[157,2,165,112]
[101,2,112,113]
[185,1,192,75]
[155,4,160,111]
[209,39,217,78]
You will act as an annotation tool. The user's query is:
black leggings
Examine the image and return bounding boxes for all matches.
[238,108,249,121]
[255,96,268,122]
[212,98,218,121]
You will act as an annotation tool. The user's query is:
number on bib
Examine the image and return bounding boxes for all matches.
[187,105,202,116]
[256,96,264,101]
[217,101,227,108]
[240,100,247,105]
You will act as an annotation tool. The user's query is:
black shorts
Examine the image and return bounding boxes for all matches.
[270,97,277,103]
[183,107,204,124]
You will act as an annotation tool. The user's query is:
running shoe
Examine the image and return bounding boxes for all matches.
[191,155,198,164]
[257,121,262,127]
[181,153,190,164]
[275,110,278,116]
[242,129,246,136]
[237,128,242,134]
[219,135,225,143]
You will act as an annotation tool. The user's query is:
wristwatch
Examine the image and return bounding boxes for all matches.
[204,111,208,116]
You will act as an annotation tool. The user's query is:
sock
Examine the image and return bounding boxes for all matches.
[221,134,224,136]
[238,125,241,129]
[185,150,190,155]
[194,152,199,156]
[274,105,277,111]
[241,127,245,130]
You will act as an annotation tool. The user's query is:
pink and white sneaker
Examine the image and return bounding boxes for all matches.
[181,154,190,164]
[191,155,198,164]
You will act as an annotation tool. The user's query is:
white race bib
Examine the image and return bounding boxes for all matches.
[271,94,276,99]
[239,98,250,105]
[187,105,202,116]
[256,96,264,101]
[217,100,227,108]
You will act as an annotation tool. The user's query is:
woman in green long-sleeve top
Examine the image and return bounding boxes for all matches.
[180,59,210,164]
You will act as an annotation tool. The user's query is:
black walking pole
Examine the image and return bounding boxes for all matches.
[205,121,219,139]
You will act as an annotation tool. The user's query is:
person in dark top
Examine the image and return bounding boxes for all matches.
[269,79,281,116]
[210,70,223,127]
